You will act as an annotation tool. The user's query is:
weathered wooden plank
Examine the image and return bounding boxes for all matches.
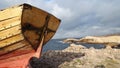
[0,44,34,60]
[22,5,48,28]
[0,25,21,40]
[0,17,21,31]
[48,16,60,31]
[43,16,60,44]
[0,40,32,56]
[21,5,60,47]
[0,4,61,68]
[44,32,54,44]
[0,6,23,21]
[0,34,24,48]
[23,30,39,47]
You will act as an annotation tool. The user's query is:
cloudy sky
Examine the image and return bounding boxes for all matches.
[0,0,120,39]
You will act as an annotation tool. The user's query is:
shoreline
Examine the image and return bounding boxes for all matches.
[30,44,120,68]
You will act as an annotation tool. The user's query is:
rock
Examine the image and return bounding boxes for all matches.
[63,35,120,48]
[63,38,79,43]
[63,43,86,53]
[79,36,120,48]
[30,44,120,68]
[70,43,86,49]
[106,45,112,49]
[89,47,95,49]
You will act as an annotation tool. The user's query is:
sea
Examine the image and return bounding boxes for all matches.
[42,39,105,52]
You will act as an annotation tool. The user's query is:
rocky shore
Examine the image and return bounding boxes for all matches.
[63,35,120,48]
[31,43,120,68]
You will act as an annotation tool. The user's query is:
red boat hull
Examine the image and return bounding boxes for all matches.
[0,52,34,68]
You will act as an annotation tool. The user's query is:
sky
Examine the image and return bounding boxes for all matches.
[0,0,120,39]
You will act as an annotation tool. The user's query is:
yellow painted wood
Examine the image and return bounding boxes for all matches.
[0,17,21,31]
[0,40,32,55]
[0,25,21,40]
[17,41,33,50]
[0,6,23,21]
[0,40,26,55]
[0,34,24,48]
[0,4,61,52]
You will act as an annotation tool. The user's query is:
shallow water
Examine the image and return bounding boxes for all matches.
[43,39,105,52]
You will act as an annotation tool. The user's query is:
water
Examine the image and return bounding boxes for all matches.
[42,39,105,52]
[43,39,69,52]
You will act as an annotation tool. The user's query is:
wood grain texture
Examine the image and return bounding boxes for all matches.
[0,16,21,31]
[0,25,21,40]
[21,4,61,49]
[0,40,31,55]
[0,4,60,68]
[0,34,24,48]
[0,6,23,21]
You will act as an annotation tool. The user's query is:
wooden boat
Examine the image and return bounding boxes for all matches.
[0,3,60,68]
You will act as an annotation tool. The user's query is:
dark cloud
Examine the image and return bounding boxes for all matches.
[51,0,120,38]
[0,0,120,38]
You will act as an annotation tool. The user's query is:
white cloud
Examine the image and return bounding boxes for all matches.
[95,1,120,23]
[92,26,100,29]
[51,4,73,21]
[0,0,120,38]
